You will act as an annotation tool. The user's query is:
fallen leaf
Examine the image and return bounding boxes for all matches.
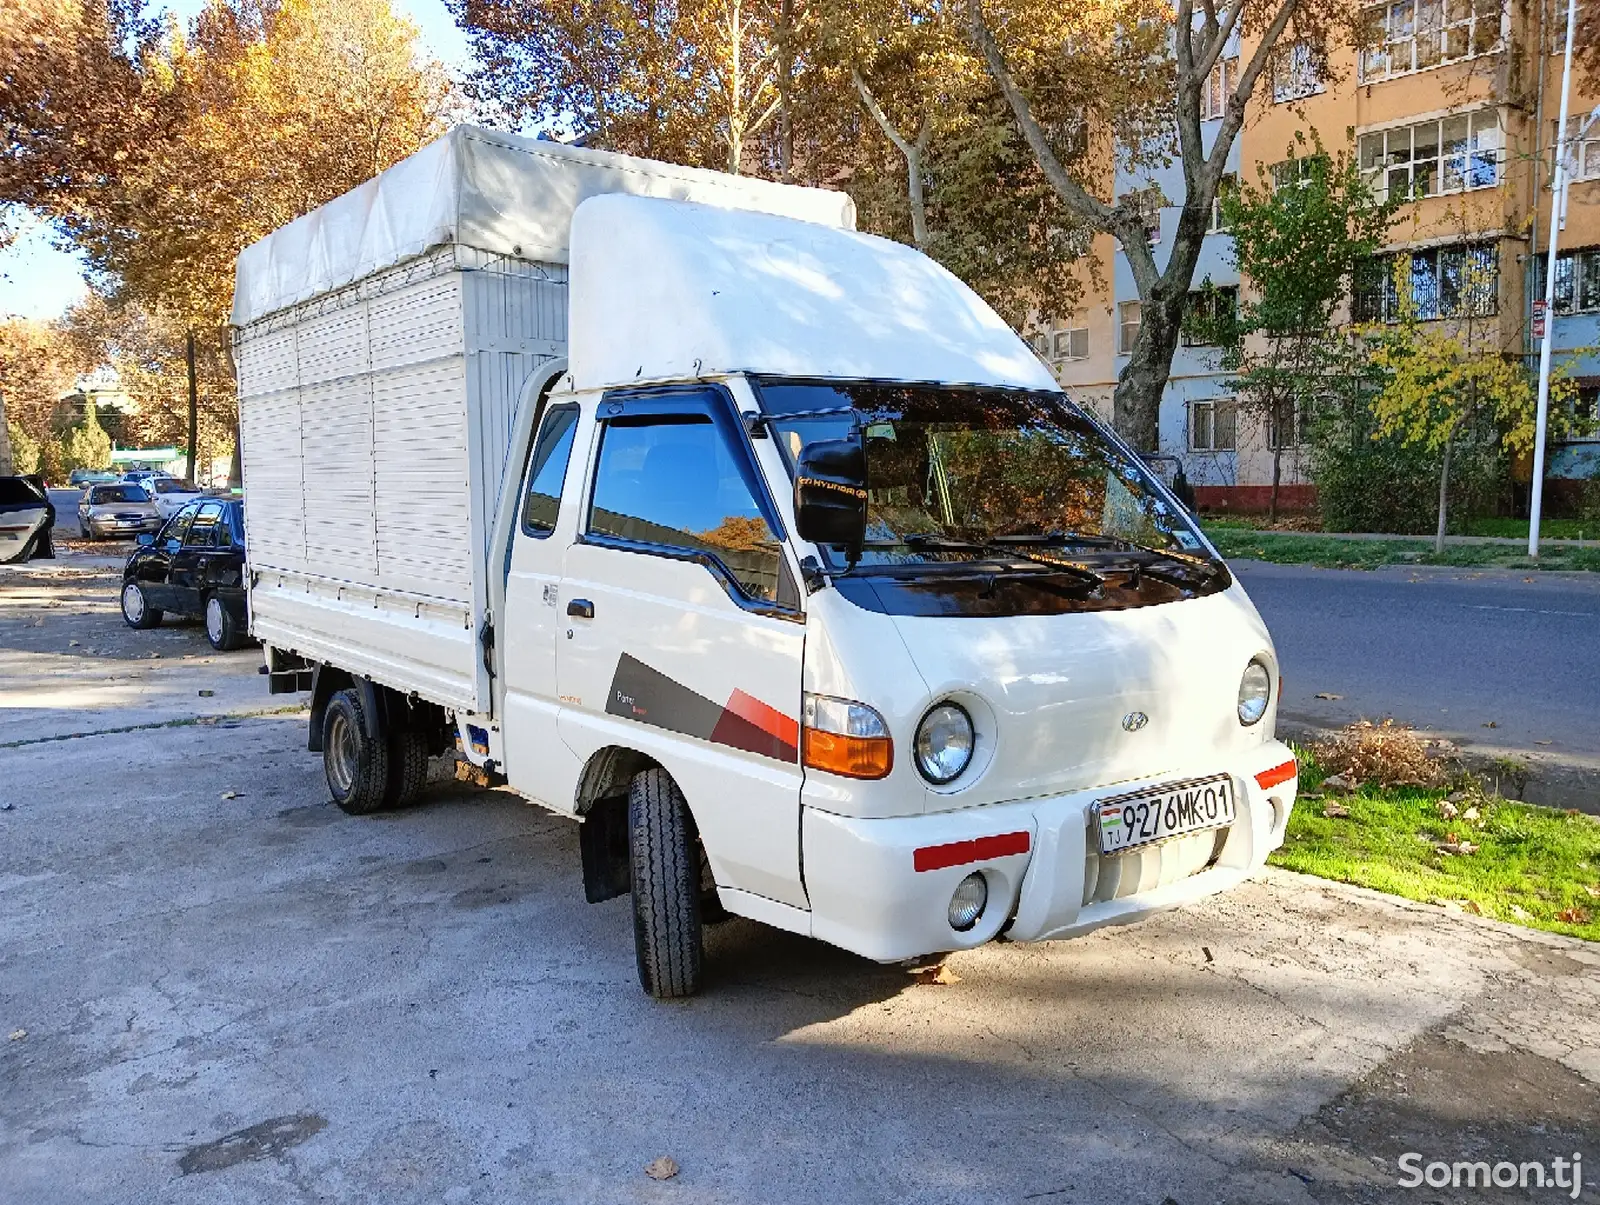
[1584,885,1600,899]
[221,791,239,800]
[1461,899,1483,915]
[1437,800,1459,820]
[1557,907,1592,925]
[1323,802,1350,819]
[1461,806,1481,823]
[1509,904,1532,921]
[644,1157,679,1181]
[1436,840,1479,856]
[1202,946,1214,964]
[1481,721,1498,729]
[1321,774,1356,795]
[8,1029,25,1041]
[197,689,215,698]
[68,640,80,647]
[913,963,961,986]
[1535,740,1553,746]
[1314,692,1343,701]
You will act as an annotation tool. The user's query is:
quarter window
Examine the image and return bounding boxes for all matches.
[521,405,580,536]
[588,415,785,603]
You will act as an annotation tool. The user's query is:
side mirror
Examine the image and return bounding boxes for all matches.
[165,538,181,553]
[136,533,155,547]
[794,436,867,565]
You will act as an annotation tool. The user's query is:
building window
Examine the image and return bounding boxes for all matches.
[1532,247,1600,315]
[1269,399,1307,449]
[1201,54,1237,120]
[1190,399,1237,451]
[1358,111,1501,202]
[1119,187,1163,245]
[1209,173,1238,232]
[1052,326,1090,363]
[1272,40,1324,102]
[1118,302,1142,354]
[1554,117,1600,183]
[1270,156,1324,191]
[1353,243,1499,323]
[1572,380,1598,431]
[1181,286,1239,346]
[1359,0,1503,84]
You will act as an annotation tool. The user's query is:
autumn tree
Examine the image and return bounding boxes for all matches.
[1363,257,1574,553]
[967,0,1363,451]
[0,317,91,476]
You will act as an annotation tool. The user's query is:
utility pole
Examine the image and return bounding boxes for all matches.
[1529,0,1582,557]
[185,330,199,486]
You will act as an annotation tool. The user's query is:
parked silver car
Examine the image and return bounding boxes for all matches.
[77,483,163,540]
[148,477,206,520]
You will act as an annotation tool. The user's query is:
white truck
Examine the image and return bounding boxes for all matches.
[236,125,1299,998]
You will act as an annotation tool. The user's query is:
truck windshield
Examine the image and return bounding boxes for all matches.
[755,379,1214,574]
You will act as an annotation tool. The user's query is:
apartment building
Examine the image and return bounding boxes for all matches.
[1035,0,1600,513]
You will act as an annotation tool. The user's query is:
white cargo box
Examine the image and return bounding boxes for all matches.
[235,125,854,713]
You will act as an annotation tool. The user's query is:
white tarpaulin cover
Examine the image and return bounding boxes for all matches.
[569,195,1059,393]
[231,125,857,327]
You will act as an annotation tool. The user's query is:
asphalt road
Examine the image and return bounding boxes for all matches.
[4,555,1600,1205]
[1235,560,1600,759]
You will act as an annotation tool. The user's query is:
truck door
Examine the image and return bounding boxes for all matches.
[500,402,587,810]
[556,388,809,911]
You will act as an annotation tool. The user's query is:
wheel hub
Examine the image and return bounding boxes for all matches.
[122,583,144,623]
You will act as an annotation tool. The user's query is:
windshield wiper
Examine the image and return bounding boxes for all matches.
[992,531,1223,573]
[861,535,1104,590]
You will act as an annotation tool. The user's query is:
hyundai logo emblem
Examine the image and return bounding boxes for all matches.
[1122,711,1149,732]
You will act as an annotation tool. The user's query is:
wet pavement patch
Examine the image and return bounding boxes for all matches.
[1280,1028,1600,1203]
[177,1113,327,1175]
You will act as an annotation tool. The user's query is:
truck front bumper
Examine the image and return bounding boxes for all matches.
[800,740,1299,963]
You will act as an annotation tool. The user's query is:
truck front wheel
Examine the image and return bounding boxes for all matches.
[323,689,390,815]
[628,768,704,999]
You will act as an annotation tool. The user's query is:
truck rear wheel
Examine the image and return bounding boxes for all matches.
[628,768,703,999]
[385,723,431,808]
[323,689,390,815]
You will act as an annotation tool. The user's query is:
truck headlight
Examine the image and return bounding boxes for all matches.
[1238,659,1271,726]
[914,702,974,785]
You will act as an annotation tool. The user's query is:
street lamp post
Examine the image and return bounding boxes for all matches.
[1529,0,1590,557]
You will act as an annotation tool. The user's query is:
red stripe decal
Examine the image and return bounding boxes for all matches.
[914,831,1030,873]
[1255,759,1298,790]
[723,688,800,750]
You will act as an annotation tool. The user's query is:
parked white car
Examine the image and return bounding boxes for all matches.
[148,477,205,519]
[238,128,1298,999]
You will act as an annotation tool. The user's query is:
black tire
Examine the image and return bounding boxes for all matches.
[628,768,704,999]
[385,723,430,808]
[120,581,163,630]
[323,689,390,815]
[203,595,247,652]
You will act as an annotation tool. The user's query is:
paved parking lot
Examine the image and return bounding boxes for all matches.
[3,557,1598,1204]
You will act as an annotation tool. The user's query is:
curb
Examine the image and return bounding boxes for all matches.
[1279,723,1600,815]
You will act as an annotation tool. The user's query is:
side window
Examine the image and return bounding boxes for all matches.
[163,508,196,546]
[186,502,224,547]
[521,405,580,536]
[588,415,785,603]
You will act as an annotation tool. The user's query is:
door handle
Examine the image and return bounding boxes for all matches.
[566,598,595,619]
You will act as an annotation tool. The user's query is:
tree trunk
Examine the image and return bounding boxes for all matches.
[1269,445,1282,525]
[185,329,199,485]
[776,0,794,182]
[0,391,14,477]
[1435,432,1452,554]
[1112,288,1185,453]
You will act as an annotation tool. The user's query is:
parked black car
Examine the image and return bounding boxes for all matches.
[121,497,251,651]
[0,475,55,563]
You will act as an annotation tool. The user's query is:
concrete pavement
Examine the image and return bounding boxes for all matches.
[2,538,1599,1204]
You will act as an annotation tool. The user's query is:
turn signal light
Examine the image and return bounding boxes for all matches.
[802,694,893,779]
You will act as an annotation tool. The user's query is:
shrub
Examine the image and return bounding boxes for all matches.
[1313,719,1448,789]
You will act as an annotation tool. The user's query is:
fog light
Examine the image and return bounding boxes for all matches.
[947,872,988,931]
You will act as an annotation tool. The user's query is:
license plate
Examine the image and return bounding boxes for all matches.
[1097,775,1236,855]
